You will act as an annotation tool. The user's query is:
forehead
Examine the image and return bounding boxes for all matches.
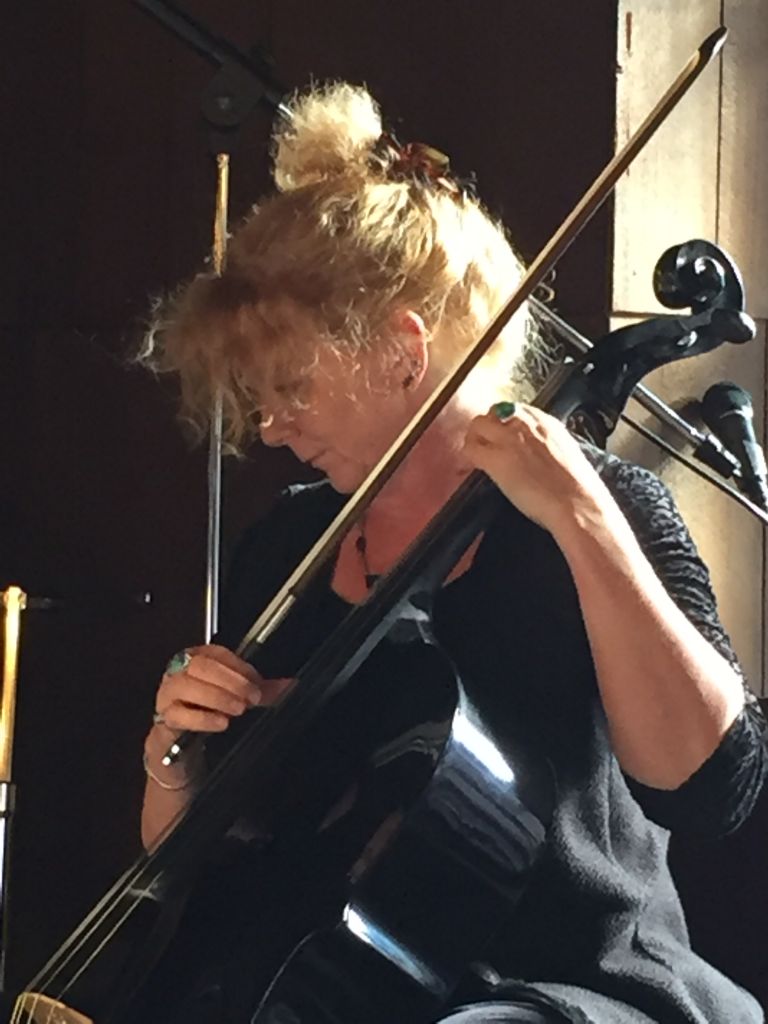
[231,297,399,405]
[238,328,366,410]
[233,300,319,382]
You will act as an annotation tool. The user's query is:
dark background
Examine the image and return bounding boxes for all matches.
[2,0,766,1013]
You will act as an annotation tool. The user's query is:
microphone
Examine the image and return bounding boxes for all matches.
[701,381,768,511]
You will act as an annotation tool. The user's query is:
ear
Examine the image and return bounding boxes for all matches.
[391,310,430,390]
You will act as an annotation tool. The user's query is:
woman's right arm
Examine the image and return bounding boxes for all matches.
[141,644,290,850]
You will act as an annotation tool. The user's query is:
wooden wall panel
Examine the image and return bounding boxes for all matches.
[613,1,721,315]
[719,0,768,318]
[613,0,766,696]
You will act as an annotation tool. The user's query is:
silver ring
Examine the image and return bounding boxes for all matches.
[165,650,192,676]
[152,710,166,726]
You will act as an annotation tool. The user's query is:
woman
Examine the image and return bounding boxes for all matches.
[140,83,766,1023]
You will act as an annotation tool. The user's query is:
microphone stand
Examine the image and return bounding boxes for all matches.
[532,299,741,469]
[132,0,289,121]
[533,300,761,491]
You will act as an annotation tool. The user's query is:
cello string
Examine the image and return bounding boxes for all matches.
[27,696,282,998]
[40,878,164,1008]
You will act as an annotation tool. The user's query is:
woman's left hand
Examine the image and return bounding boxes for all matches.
[463,402,611,534]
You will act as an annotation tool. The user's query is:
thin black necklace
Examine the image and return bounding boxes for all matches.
[354,518,380,589]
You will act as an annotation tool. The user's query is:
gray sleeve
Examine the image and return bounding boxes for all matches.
[593,452,767,837]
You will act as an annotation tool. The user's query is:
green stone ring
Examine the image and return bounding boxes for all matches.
[492,400,517,422]
[165,650,192,676]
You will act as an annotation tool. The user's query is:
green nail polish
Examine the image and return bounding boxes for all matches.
[493,401,517,421]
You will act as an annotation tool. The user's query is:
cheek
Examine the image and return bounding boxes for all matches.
[311,382,405,460]
[324,401,378,449]
[347,412,399,462]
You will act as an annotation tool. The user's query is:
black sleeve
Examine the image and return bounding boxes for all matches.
[596,453,768,837]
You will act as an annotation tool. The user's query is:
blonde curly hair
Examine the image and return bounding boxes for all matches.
[143,82,531,448]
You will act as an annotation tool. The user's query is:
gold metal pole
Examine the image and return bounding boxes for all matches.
[212,152,229,275]
[0,587,27,783]
[0,585,25,993]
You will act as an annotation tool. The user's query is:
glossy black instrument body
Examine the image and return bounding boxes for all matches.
[125,624,555,1023]
[16,484,553,1024]
[247,632,553,1024]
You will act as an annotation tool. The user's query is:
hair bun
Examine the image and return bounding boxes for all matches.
[272,82,383,192]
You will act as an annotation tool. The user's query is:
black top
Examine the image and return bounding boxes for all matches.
[200,450,767,1024]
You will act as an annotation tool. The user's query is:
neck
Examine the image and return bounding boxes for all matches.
[364,420,472,543]
[353,448,481,592]
[337,407,481,599]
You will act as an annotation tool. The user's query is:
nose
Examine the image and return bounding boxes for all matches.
[259,406,298,448]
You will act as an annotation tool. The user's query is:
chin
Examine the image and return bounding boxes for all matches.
[325,475,358,495]
[323,464,366,494]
